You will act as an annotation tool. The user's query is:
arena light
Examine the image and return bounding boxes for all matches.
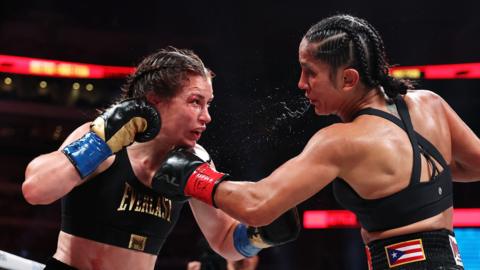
[3,77,12,85]
[303,208,480,229]
[39,81,47,89]
[303,210,359,229]
[72,82,81,90]
[0,55,134,79]
[85,83,94,91]
[390,68,422,79]
[452,208,480,227]
[2,54,480,80]
[390,63,480,79]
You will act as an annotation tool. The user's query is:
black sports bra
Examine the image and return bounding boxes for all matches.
[332,96,453,232]
[61,149,185,254]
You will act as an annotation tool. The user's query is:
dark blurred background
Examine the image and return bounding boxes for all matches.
[1,1,480,269]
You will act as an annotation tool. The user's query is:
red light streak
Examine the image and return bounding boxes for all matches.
[0,55,134,79]
[303,208,480,229]
[390,63,480,79]
[2,54,480,80]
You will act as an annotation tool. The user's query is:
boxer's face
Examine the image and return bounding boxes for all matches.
[157,74,213,148]
[298,39,344,116]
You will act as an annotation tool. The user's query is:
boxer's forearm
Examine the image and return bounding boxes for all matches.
[23,151,82,205]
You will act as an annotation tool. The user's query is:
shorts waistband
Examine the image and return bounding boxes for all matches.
[365,229,464,270]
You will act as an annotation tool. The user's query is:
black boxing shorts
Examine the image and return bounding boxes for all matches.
[43,257,78,270]
[365,229,463,270]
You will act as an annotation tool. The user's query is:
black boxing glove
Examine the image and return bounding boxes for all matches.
[151,147,228,205]
[233,207,301,257]
[63,98,160,178]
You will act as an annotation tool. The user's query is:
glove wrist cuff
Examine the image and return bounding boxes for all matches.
[62,132,112,178]
[233,223,262,257]
[184,163,226,206]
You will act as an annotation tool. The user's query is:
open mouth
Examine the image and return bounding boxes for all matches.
[191,130,202,139]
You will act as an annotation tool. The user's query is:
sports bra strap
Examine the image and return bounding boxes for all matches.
[394,96,422,185]
[353,108,405,129]
[353,101,420,185]
[416,135,449,168]
[352,96,452,185]
[355,107,448,169]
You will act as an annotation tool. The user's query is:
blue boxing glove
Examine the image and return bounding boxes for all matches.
[62,98,160,178]
[233,207,301,257]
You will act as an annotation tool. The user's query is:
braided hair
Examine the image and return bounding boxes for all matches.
[303,14,413,99]
[121,46,212,100]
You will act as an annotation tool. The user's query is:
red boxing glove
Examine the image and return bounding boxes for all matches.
[152,148,229,206]
[184,163,227,206]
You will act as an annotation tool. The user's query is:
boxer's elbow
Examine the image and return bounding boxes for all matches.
[22,177,60,205]
[23,159,43,204]
[22,177,44,205]
[22,164,52,205]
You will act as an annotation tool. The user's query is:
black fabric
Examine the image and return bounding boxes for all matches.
[333,96,454,231]
[61,149,185,254]
[44,257,77,270]
[367,229,464,270]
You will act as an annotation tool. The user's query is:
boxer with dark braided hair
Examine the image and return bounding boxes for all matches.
[23,46,299,270]
[153,15,480,269]
[303,14,413,101]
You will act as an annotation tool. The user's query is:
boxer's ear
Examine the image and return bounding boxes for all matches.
[146,91,162,104]
[340,68,360,92]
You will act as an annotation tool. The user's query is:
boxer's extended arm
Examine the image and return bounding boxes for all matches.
[158,145,300,258]
[215,136,341,225]
[189,198,244,260]
[186,146,244,260]
[152,125,344,226]
[191,198,300,259]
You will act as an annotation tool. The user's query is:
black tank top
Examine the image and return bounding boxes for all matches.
[61,149,185,254]
[333,96,453,232]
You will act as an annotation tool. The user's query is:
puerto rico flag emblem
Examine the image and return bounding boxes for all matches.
[365,246,373,270]
[385,239,426,267]
[449,235,463,266]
